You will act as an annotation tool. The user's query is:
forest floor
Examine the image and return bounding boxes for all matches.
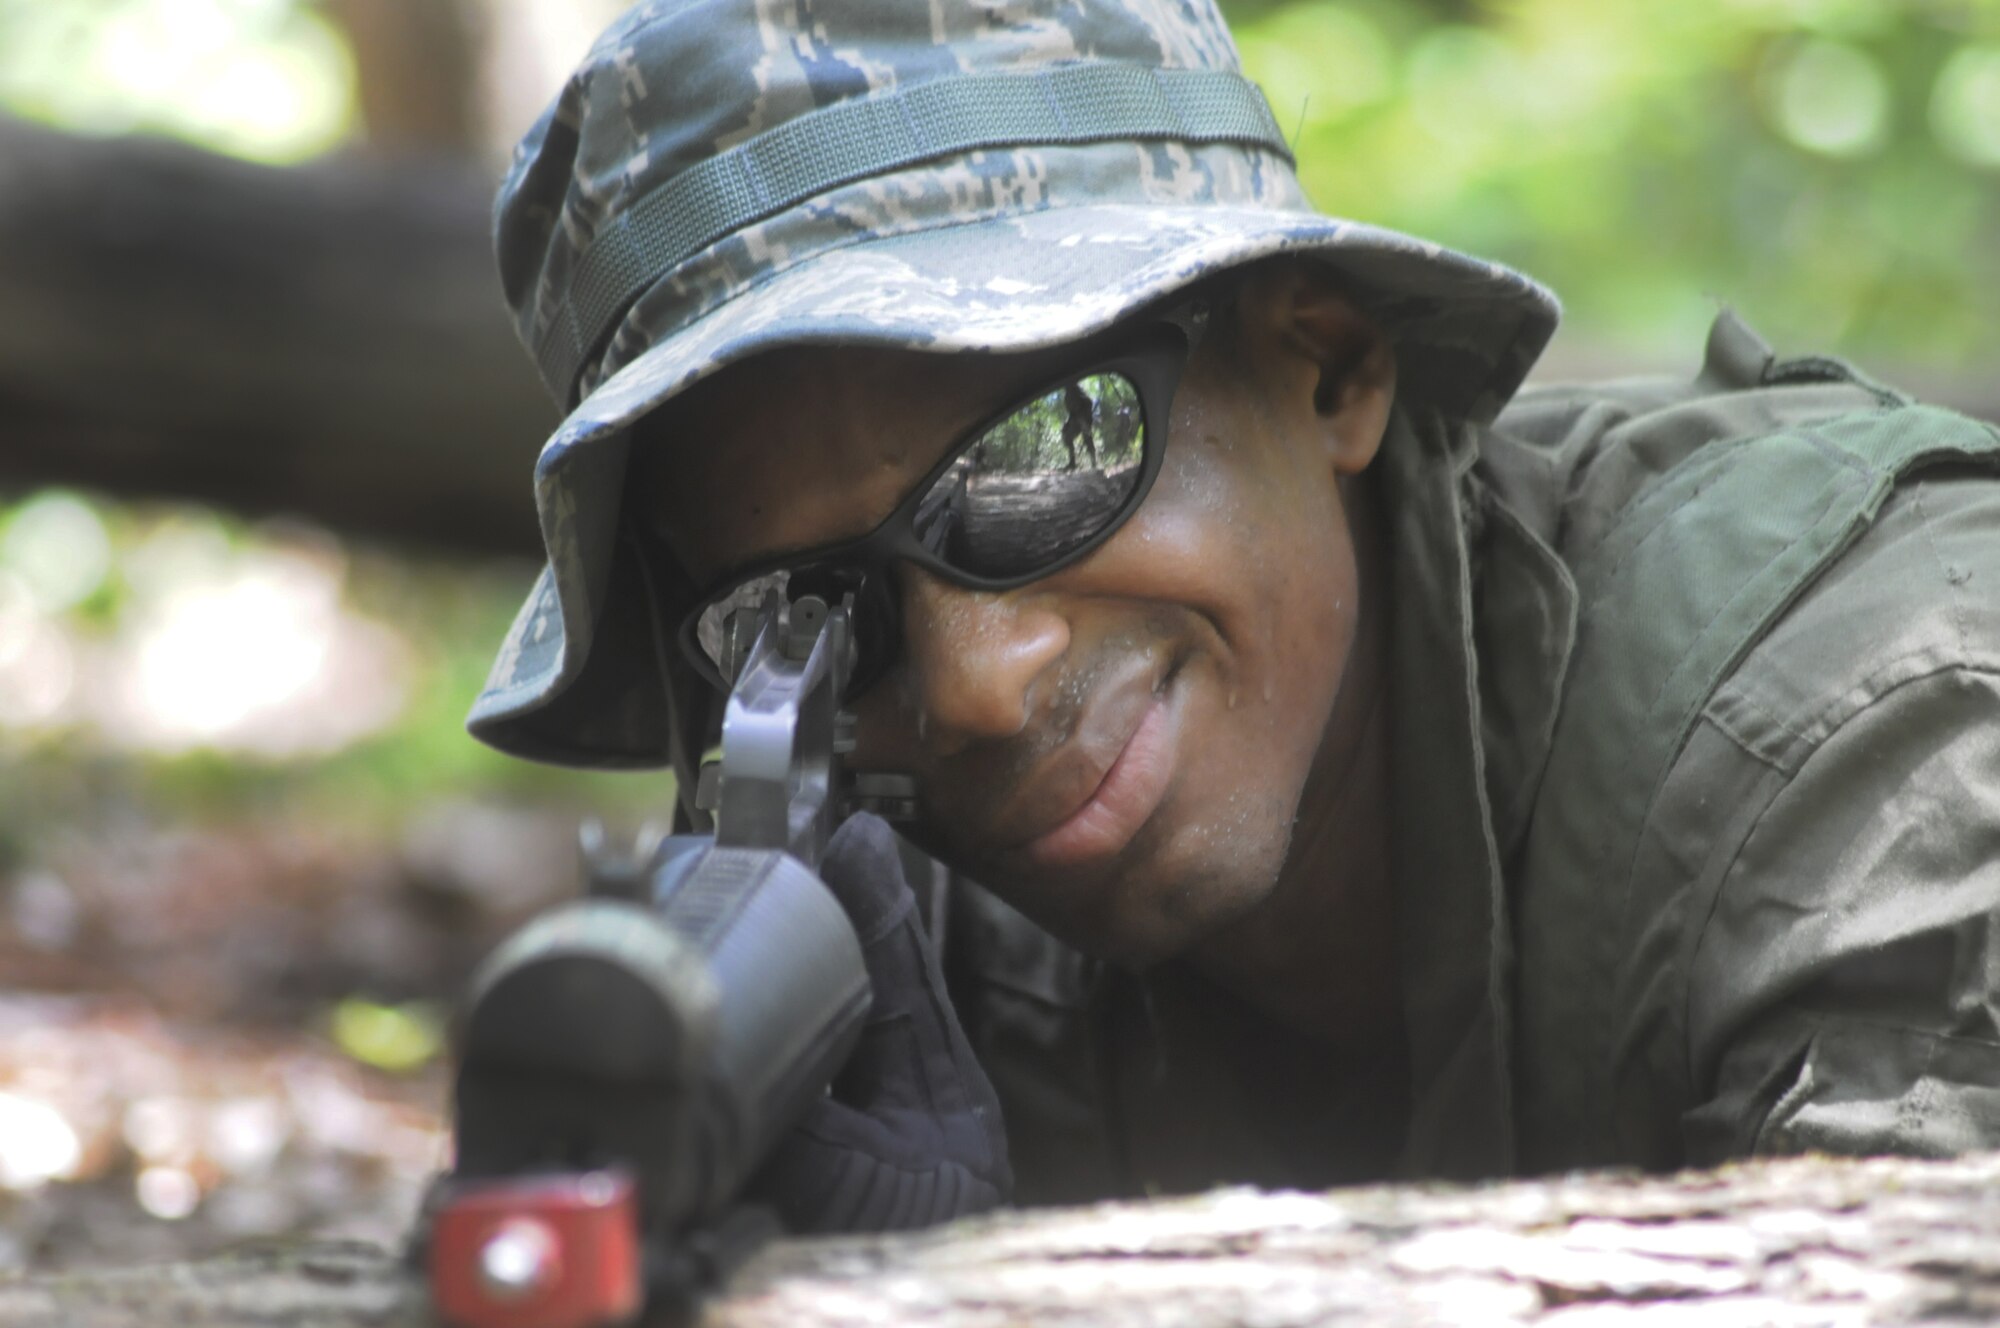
[0,799,585,1273]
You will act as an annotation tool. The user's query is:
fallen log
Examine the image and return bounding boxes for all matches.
[0,116,553,557]
[7,1149,2000,1326]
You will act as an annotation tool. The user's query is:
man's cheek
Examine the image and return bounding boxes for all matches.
[1176,682,1303,857]
[1275,575,1350,710]
[1109,445,1262,566]
[958,860,1117,956]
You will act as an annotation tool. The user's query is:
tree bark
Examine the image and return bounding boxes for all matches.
[9,1150,2000,1326]
[326,0,487,156]
[0,116,554,557]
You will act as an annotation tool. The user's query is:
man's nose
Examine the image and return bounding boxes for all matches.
[898,567,1069,755]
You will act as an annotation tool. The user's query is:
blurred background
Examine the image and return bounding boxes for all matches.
[0,0,1994,1274]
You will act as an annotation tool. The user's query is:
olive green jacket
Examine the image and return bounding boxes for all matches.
[941,312,2000,1197]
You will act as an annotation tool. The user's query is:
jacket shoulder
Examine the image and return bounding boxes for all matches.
[1669,467,2000,1165]
[1507,314,2000,1170]
[1488,310,1909,563]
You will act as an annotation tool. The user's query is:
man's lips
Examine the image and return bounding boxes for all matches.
[1016,673,1184,869]
[974,659,1160,848]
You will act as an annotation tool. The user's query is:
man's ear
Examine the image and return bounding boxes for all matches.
[1234,259,1397,476]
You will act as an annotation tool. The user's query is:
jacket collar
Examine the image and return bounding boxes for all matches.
[1379,404,1575,1178]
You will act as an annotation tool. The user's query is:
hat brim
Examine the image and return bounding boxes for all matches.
[570,202,1555,438]
[469,203,1558,766]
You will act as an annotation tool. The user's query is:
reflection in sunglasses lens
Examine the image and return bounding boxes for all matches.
[914,372,1144,578]
[695,570,790,676]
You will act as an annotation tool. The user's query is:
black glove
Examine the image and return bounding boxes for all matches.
[743,812,1011,1233]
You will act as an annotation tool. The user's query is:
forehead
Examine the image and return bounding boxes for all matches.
[630,340,1079,583]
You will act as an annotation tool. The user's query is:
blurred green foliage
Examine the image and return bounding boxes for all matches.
[329,997,446,1073]
[0,0,354,162]
[0,493,664,836]
[1225,0,2000,367]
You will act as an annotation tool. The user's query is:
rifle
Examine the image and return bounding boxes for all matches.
[421,591,915,1328]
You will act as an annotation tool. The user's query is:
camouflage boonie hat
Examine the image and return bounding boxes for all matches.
[469,0,1560,768]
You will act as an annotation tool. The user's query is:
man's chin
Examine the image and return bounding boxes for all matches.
[1086,919,1205,973]
[1037,906,1186,971]
[996,858,1272,972]
[905,817,1279,966]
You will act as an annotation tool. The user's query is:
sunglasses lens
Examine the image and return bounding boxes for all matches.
[684,371,1152,692]
[911,371,1146,579]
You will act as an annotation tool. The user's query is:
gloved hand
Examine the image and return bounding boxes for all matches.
[743,812,1011,1233]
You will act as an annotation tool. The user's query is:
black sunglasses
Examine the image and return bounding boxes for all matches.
[675,298,1210,698]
